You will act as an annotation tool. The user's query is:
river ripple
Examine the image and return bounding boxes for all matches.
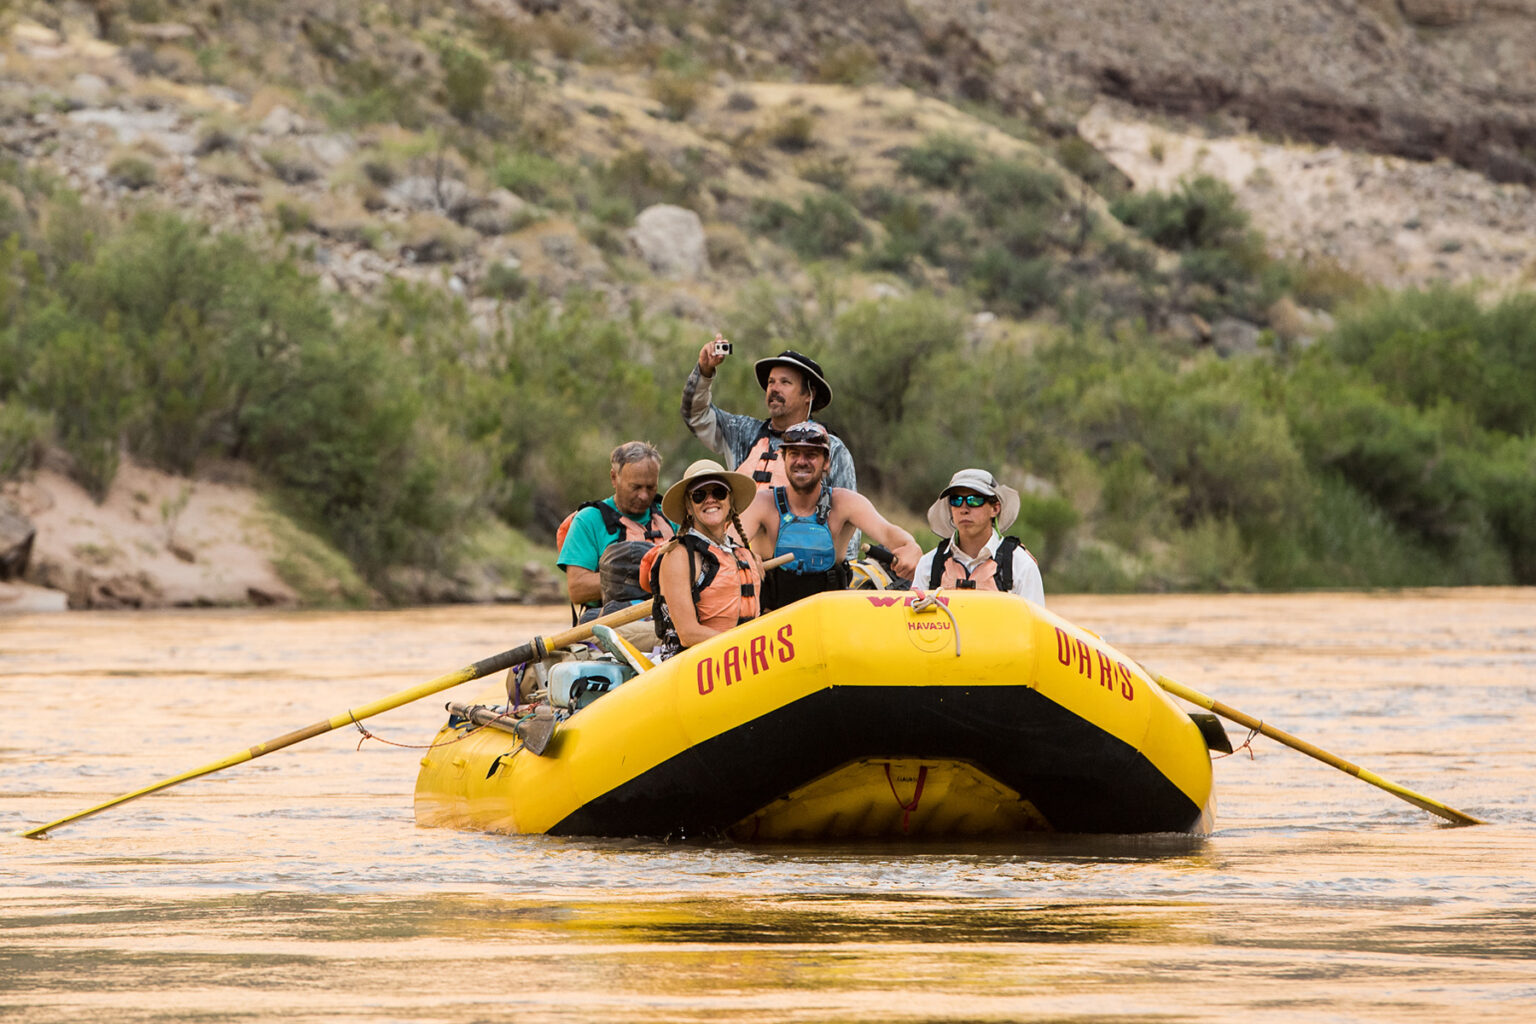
[3,590,1534,1022]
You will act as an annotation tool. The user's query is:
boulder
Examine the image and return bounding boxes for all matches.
[1212,316,1265,357]
[0,497,36,580]
[628,204,709,279]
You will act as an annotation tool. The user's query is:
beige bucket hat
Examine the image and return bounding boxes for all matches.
[662,459,757,524]
[925,468,1021,536]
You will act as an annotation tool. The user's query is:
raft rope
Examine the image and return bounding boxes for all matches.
[348,711,487,752]
[883,763,929,833]
[909,588,961,656]
[1215,725,1261,760]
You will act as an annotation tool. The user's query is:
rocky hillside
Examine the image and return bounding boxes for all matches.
[5,0,1536,608]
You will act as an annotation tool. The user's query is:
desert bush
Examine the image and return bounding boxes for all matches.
[0,401,52,479]
[1477,434,1536,583]
[1326,285,1536,436]
[750,193,866,260]
[1285,360,1481,548]
[649,51,711,122]
[898,134,979,190]
[818,295,964,498]
[964,158,1064,222]
[493,147,570,205]
[970,247,1054,314]
[763,107,817,152]
[107,154,157,190]
[1111,175,1252,252]
[439,43,491,123]
[815,42,879,85]
[784,193,866,260]
[595,148,700,211]
[480,261,527,301]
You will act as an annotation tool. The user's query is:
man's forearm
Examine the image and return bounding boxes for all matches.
[564,566,602,606]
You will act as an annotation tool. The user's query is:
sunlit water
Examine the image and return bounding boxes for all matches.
[3,591,1534,1022]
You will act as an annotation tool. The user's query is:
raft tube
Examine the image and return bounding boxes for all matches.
[414,591,1217,839]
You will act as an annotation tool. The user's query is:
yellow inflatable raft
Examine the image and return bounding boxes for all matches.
[414,591,1222,839]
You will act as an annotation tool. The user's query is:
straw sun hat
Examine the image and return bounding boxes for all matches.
[661,459,757,524]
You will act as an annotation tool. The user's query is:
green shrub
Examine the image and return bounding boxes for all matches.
[649,65,709,121]
[1014,492,1080,575]
[970,247,1054,314]
[0,401,52,479]
[1478,434,1536,583]
[1111,174,1252,252]
[107,155,157,190]
[783,193,866,260]
[16,315,136,497]
[815,42,879,85]
[1286,361,1481,548]
[480,261,527,301]
[1326,286,1536,437]
[440,43,491,123]
[818,295,964,499]
[898,134,979,190]
[964,158,1063,222]
[764,108,817,152]
[493,147,569,205]
[595,148,699,210]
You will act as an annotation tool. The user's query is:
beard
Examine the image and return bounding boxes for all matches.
[787,468,824,495]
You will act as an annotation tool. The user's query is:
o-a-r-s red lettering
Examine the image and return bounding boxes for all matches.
[1053,626,1135,702]
[697,623,797,696]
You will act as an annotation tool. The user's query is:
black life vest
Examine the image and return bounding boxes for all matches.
[927,536,1023,592]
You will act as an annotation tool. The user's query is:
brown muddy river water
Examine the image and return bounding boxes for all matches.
[3,591,1534,1022]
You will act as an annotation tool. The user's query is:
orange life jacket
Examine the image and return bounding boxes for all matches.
[646,534,762,640]
[927,536,1024,592]
[737,432,788,490]
[555,500,674,552]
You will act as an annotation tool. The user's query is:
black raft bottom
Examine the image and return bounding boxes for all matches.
[551,685,1205,838]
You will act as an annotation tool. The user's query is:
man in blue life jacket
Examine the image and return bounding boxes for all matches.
[556,441,676,629]
[681,336,859,558]
[738,422,920,611]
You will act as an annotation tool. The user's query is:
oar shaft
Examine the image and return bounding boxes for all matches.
[1152,672,1482,826]
[19,601,655,839]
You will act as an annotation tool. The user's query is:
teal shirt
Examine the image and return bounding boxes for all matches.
[557,499,674,608]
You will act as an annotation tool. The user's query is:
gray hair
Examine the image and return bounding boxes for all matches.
[610,440,661,471]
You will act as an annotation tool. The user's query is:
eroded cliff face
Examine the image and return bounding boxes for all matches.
[633,0,1536,185]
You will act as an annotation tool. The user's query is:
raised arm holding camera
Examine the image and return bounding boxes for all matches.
[680,336,858,558]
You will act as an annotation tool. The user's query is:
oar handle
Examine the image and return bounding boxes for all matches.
[18,564,798,840]
[1152,672,1483,827]
[17,600,655,840]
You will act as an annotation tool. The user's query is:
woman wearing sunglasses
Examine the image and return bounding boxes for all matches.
[913,469,1044,604]
[648,459,765,653]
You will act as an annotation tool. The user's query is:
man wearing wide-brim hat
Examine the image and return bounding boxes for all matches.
[912,468,1044,604]
[681,334,858,509]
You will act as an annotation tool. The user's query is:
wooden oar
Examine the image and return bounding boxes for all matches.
[17,601,653,840]
[20,553,796,840]
[1151,671,1483,826]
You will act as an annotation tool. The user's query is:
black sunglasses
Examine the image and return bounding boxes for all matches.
[690,482,731,504]
[781,424,828,447]
[947,493,992,508]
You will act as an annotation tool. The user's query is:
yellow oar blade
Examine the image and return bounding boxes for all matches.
[1152,672,1482,827]
[19,601,656,840]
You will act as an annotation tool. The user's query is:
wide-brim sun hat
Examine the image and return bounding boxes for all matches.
[754,350,833,411]
[925,468,1021,535]
[662,459,758,524]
